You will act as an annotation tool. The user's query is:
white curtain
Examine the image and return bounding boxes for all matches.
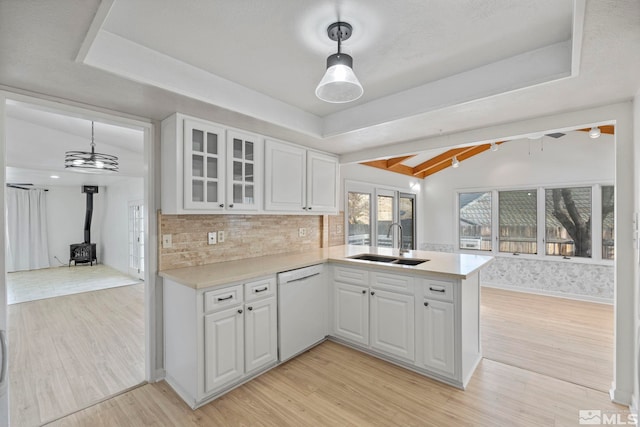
[5,187,50,272]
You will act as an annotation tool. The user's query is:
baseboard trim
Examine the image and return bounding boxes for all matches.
[481,282,613,305]
[610,386,633,406]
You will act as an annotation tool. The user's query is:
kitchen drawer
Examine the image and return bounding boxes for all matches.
[371,272,414,294]
[333,266,369,286]
[244,276,276,302]
[204,285,243,313]
[422,279,453,302]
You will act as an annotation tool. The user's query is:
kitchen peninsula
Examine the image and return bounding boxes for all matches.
[161,246,493,409]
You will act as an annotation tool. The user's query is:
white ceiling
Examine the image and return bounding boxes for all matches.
[4,101,144,187]
[0,0,639,160]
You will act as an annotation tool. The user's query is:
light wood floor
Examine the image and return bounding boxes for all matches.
[481,287,614,392]
[9,283,145,427]
[49,340,628,426]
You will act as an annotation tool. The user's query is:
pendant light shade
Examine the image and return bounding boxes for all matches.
[315,22,363,103]
[65,122,119,173]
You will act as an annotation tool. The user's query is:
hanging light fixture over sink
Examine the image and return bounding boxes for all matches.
[315,21,364,103]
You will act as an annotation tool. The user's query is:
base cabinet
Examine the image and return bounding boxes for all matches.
[333,282,369,346]
[331,265,480,389]
[204,306,244,393]
[420,299,454,376]
[370,289,415,361]
[164,276,278,409]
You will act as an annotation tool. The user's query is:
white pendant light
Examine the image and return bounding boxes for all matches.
[315,22,363,103]
[588,126,601,139]
[452,156,460,168]
[65,121,119,173]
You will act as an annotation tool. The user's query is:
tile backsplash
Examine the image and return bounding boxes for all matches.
[159,213,344,271]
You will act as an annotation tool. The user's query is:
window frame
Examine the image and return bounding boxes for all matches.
[345,180,418,250]
[455,182,614,265]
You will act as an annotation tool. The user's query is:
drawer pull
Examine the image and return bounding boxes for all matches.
[424,302,429,307]
[254,287,268,293]
[216,295,233,302]
[429,287,446,293]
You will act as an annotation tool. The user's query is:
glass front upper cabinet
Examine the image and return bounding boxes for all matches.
[226,130,261,211]
[183,119,225,210]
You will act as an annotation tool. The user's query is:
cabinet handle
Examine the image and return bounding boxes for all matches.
[424,302,429,307]
[308,207,312,210]
[361,289,366,294]
[429,287,446,293]
[237,309,243,314]
[370,291,375,296]
[229,204,234,208]
[254,287,268,293]
[219,204,225,208]
[217,295,233,301]
[248,306,253,311]
[302,207,307,210]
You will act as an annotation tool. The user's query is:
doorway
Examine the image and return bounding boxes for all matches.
[1,96,153,426]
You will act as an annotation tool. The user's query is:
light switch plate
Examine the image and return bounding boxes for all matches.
[162,234,172,249]
[208,232,217,245]
[218,230,225,243]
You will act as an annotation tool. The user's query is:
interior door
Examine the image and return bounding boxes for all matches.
[128,201,144,279]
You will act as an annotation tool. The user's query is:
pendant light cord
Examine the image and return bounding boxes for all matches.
[90,121,96,154]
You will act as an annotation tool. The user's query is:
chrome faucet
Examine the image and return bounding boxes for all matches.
[387,223,409,255]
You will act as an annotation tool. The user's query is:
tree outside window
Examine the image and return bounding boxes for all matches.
[602,186,615,260]
[545,187,592,258]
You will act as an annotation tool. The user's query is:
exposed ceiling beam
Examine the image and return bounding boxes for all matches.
[412,146,475,176]
[387,155,415,169]
[576,125,615,135]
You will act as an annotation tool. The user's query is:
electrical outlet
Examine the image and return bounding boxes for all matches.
[162,234,172,249]
[208,232,217,245]
[218,230,225,243]
[336,224,343,234]
[299,228,306,237]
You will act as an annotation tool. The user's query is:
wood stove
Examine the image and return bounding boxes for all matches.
[69,185,98,266]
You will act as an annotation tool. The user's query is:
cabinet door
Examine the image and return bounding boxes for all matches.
[333,282,369,346]
[306,151,338,213]
[264,140,306,212]
[244,297,277,374]
[184,119,225,210]
[370,289,415,361]
[421,299,455,376]
[226,130,262,211]
[204,306,244,393]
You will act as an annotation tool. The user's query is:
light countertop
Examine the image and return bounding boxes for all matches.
[159,245,494,290]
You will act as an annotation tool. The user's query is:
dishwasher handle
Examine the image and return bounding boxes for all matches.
[283,272,320,284]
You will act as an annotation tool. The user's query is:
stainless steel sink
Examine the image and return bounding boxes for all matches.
[348,254,429,266]
[348,254,398,263]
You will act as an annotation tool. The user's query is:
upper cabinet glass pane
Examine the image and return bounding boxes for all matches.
[245,163,254,183]
[545,187,592,258]
[192,129,204,152]
[206,132,217,155]
[233,139,242,159]
[192,155,204,177]
[233,161,242,181]
[207,157,218,179]
[245,142,254,161]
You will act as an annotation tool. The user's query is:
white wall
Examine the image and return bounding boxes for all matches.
[100,177,144,275]
[423,131,615,246]
[633,93,640,418]
[46,185,104,267]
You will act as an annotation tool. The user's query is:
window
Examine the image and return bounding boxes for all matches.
[459,192,492,251]
[602,185,615,260]
[376,194,394,248]
[346,183,417,250]
[347,191,371,246]
[545,187,592,258]
[499,190,537,254]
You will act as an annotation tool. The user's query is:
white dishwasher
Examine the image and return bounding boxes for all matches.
[277,264,327,362]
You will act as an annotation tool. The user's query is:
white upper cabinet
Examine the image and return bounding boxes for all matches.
[265,139,338,214]
[183,119,226,210]
[161,113,263,214]
[264,140,306,212]
[226,130,262,211]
